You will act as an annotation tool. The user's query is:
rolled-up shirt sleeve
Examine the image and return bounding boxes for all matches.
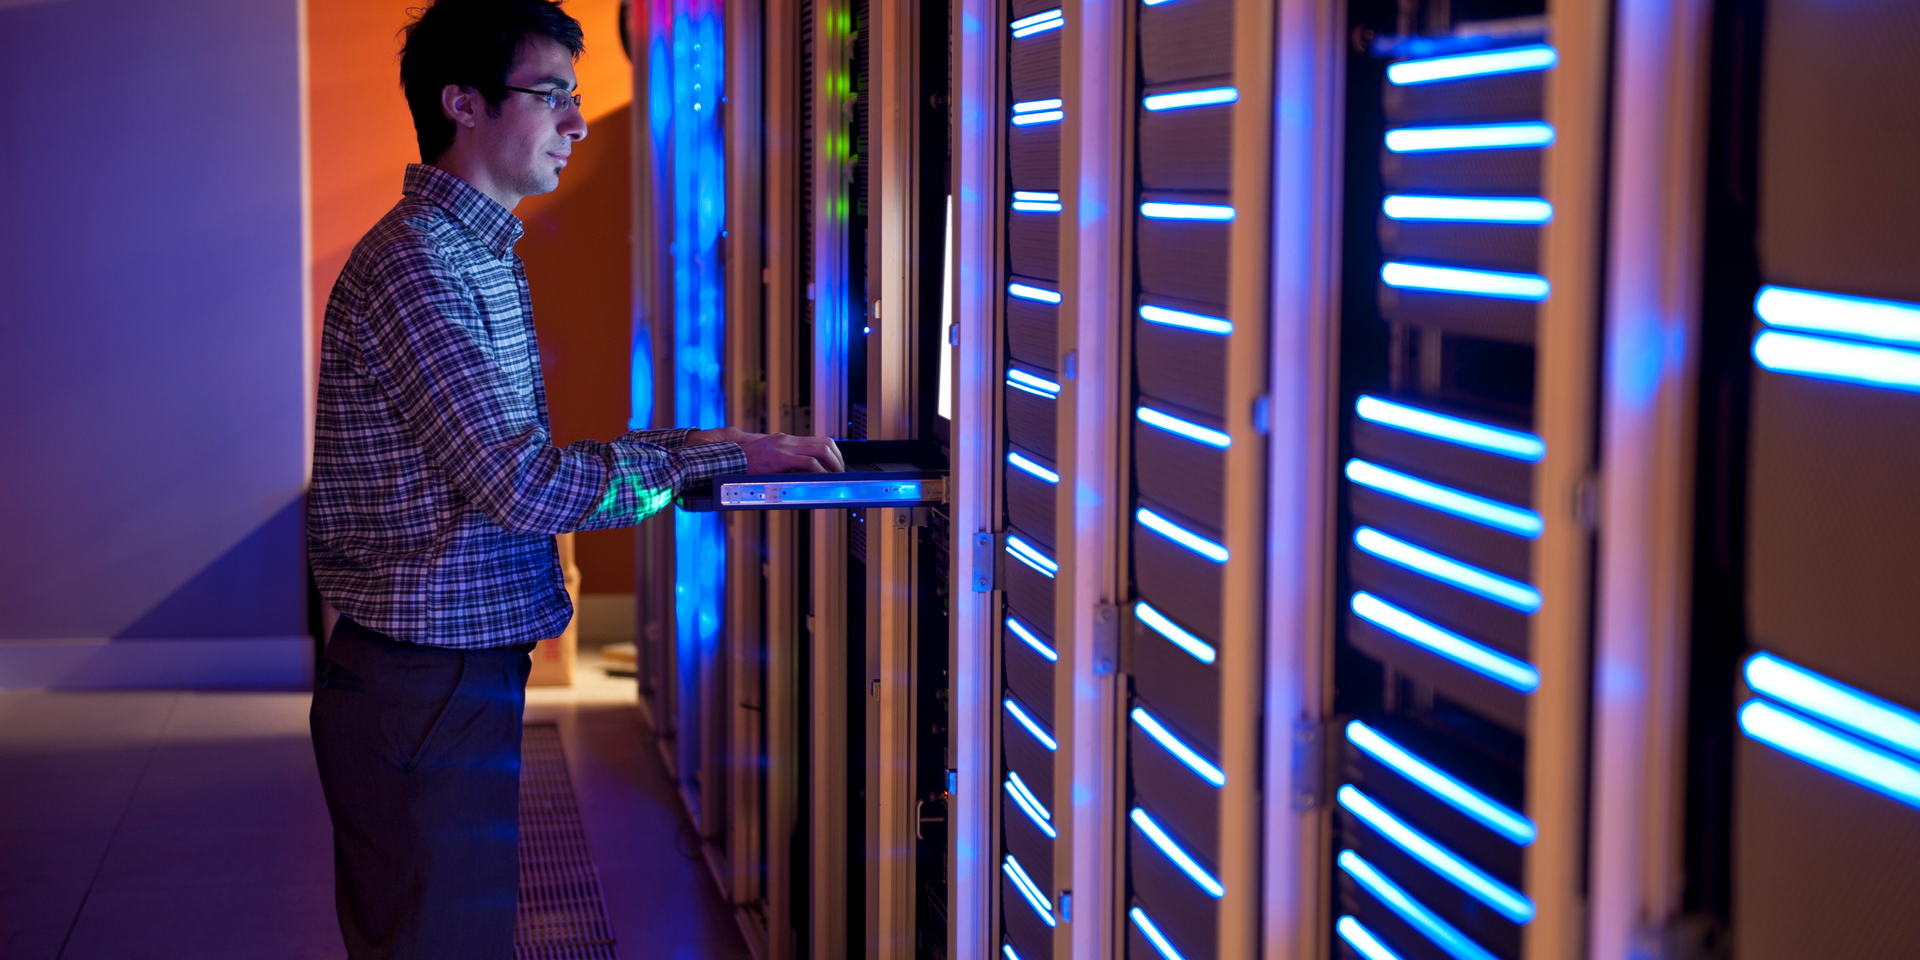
[356,244,747,536]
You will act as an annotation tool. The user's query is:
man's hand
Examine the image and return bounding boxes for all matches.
[688,428,846,474]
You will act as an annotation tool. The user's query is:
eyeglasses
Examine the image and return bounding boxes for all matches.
[503,86,582,112]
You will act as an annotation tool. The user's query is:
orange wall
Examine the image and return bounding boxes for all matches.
[308,0,639,594]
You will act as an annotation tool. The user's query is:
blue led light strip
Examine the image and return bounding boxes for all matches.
[1339,850,1499,960]
[1005,774,1057,838]
[1382,262,1550,301]
[1003,854,1058,926]
[1007,770,1052,822]
[1013,190,1060,202]
[1351,592,1542,693]
[1385,122,1555,153]
[1338,786,1535,922]
[1355,527,1542,612]
[1356,395,1544,461]
[1013,98,1063,114]
[1012,110,1064,126]
[1346,721,1536,844]
[1006,616,1058,661]
[1005,535,1058,578]
[1337,916,1408,960]
[1003,944,1024,960]
[1752,330,1920,393]
[1004,697,1058,751]
[1136,508,1228,562]
[1141,201,1235,221]
[1130,808,1224,897]
[1130,907,1189,960]
[1387,44,1558,85]
[1140,303,1232,335]
[1012,199,1063,213]
[1756,285,1920,347]
[1008,282,1062,304]
[1745,652,1920,760]
[1137,406,1231,449]
[1739,699,1920,809]
[1382,194,1553,224]
[1006,450,1060,484]
[1134,601,1216,664]
[1143,86,1238,111]
[1345,459,1544,537]
[1010,8,1063,36]
[1006,368,1061,396]
[1131,707,1226,786]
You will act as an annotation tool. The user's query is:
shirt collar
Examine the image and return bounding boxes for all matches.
[402,163,525,259]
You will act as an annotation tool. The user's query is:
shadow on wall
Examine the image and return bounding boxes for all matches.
[115,497,308,640]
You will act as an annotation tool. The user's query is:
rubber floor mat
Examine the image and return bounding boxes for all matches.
[516,722,619,959]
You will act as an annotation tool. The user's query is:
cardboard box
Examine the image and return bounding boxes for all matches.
[528,532,580,686]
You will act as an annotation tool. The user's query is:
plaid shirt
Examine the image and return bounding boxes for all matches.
[310,164,746,649]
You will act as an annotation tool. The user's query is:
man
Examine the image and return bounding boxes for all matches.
[307,1,842,957]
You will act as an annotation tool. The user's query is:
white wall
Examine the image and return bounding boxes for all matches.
[0,0,312,687]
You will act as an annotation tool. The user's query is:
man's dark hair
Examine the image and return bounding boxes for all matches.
[399,0,585,163]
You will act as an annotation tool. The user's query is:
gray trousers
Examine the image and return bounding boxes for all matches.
[310,616,533,960]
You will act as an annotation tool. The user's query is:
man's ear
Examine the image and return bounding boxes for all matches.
[440,84,479,129]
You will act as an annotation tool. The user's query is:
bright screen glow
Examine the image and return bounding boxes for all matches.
[939,197,953,419]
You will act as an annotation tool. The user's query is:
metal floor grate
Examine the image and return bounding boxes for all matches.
[517,722,619,960]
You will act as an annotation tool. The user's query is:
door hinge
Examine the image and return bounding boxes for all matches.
[1292,718,1327,811]
[971,531,997,592]
[1092,604,1121,676]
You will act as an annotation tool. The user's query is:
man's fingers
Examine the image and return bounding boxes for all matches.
[785,453,828,473]
[810,438,846,472]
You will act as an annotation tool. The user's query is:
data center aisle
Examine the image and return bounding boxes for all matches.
[0,648,748,960]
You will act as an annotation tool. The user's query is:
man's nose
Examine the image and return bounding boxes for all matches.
[561,108,587,141]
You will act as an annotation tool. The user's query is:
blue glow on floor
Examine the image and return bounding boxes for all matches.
[1136,508,1229,563]
[1130,808,1224,897]
[1137,406,1231,448]
[1381,262,1550,301]
[1387,44,1558,85]
[1338,786,1535,922]
[1339,851,1498,960]
[1354,527,1542,612]
[1385,122,1555,153]
[1346,721,1536,844]
[1355,395,1544,461]
[1131,707,1226,786]
[1134,601,1216,664]
[1351,592,1542,693]
[1345,459,1544,537]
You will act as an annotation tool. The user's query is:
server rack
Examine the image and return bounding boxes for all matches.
[1683,0,1920,956]
[634,0,955,956]
[1324,2,1608,958]
[1117,0,1277,958]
